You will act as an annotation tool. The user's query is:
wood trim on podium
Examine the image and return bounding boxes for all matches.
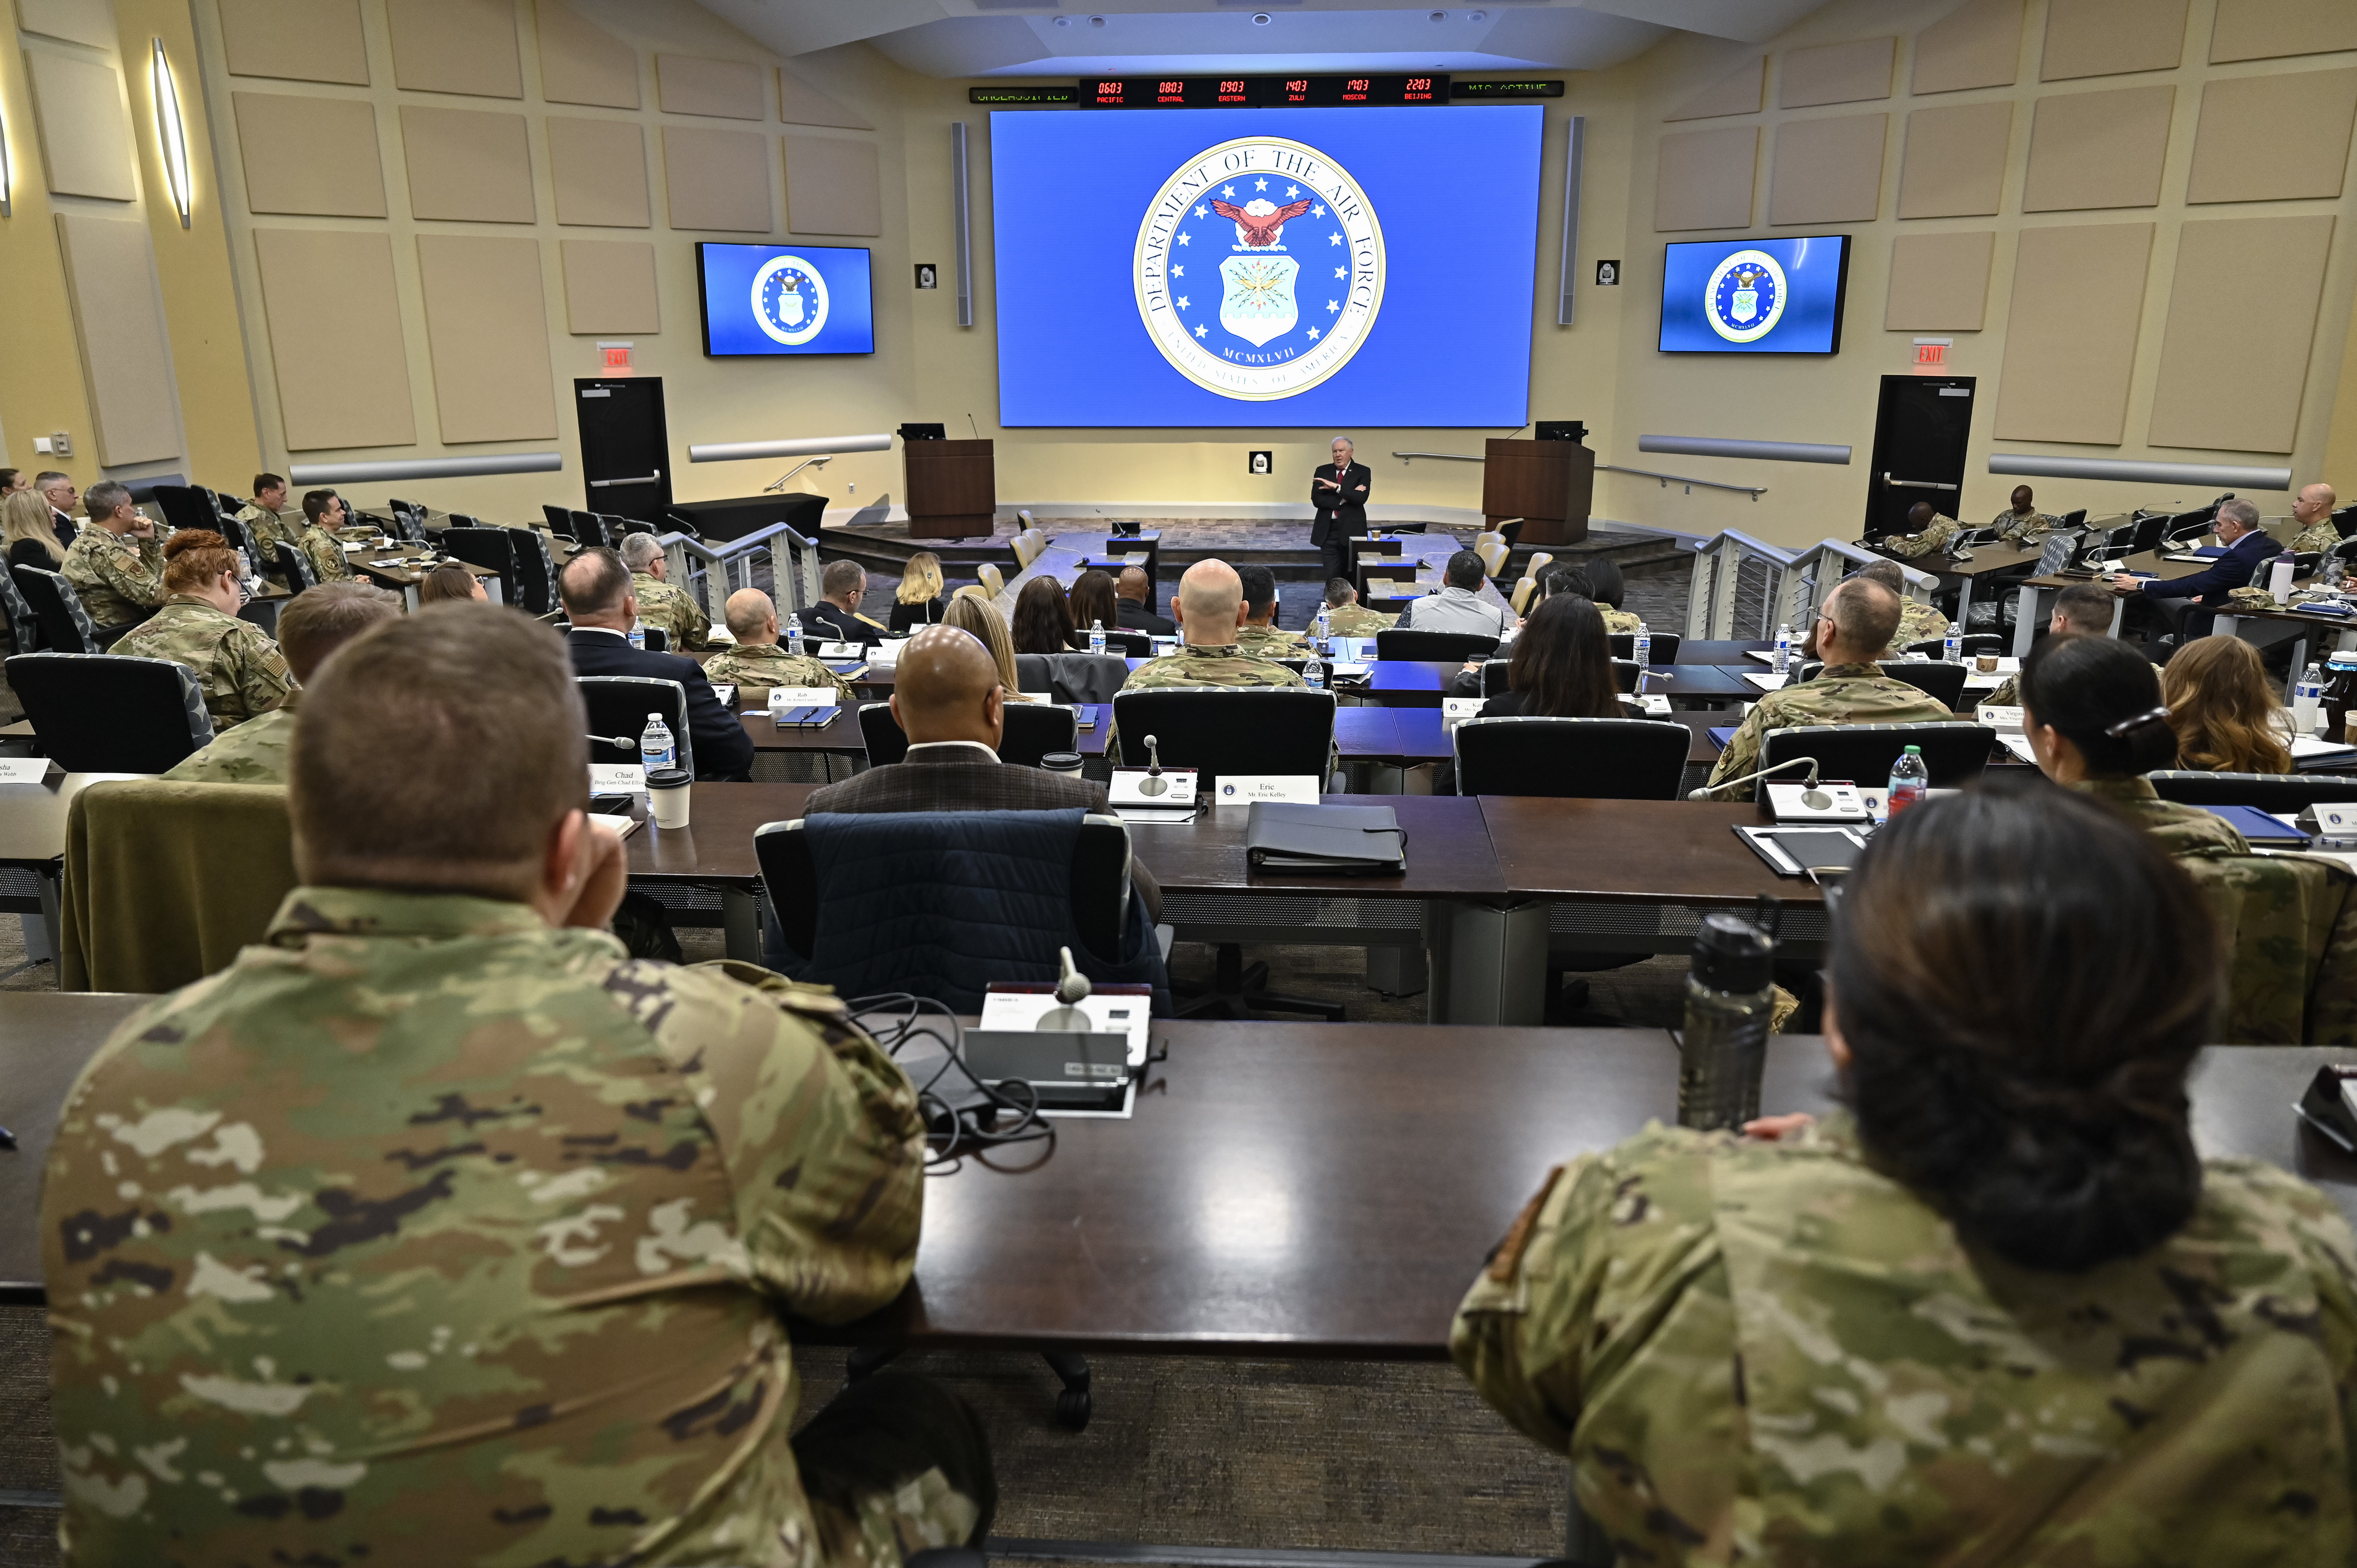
[904,437,996,540]
[1480,437,1594,546]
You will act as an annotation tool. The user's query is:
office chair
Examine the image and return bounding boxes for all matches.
[386,502,428,545]
[212,513,256,563]
[445,512,482,528]
[856,699,1077,770]
[640,626,669,653]
[1091,627,1152,657]
[1509,577,1537,616]
[60,779,296,993]
[568,509,612,548]
[1608,632,1681,664]
[542,504,572,536]
[273,540,318,593]
[508,528,561,614]
[1476,657,1641,697]
[856,701,908,766]
[977,562,1005,597]
[577,676,695,777]
[1799,659,1969,710]
[12,567,114,653]
[2163,509,2216,545]
[7,652,214,772]
[441,526,521,606]
[0,565,41,653]
[1474,539,1510,579]
[1758,722,1994,798]
[2335,504,2357,541]
[1453,716,1691,800]
[149,484,218,535]
[1014,652,1129,705]
[2147,771,2357,812]
[1377,628,1501,663]
[1901,634,2004,660]
[2293,551,2324,580]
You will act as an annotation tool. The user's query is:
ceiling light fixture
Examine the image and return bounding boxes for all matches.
[149,39,191,228]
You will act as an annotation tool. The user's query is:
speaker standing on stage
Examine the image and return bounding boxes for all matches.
[1310,436,1372,581]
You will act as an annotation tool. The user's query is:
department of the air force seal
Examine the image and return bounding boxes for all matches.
[753,254,829,346]
[1705,249,1785,344]
[1134,136,1385,401]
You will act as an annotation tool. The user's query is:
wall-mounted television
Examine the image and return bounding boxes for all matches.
[696,242,876,357]
[1658,235,1851,355]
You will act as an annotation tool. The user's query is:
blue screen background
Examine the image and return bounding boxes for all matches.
[1658,236,1849,354]
[990,107,1542,427]
[699,243,876,356]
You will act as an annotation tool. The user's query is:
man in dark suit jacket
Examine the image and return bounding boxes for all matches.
[805,559,885,646]
[35,471,78,550]
[558,546,754,780]
[1309,436,1372,581]
[1113,565,1174,636]
[808,624,1158,919]
[2110,497,2278,644]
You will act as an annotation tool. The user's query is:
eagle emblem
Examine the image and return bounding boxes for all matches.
[1210,196,1313,248]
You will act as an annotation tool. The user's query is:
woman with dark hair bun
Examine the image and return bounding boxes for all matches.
[1454,782,2357,1560]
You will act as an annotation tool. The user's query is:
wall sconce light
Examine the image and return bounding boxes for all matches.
[150,39,191,228]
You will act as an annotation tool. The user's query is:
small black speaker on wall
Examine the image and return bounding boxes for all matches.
[1536,421,1588,443]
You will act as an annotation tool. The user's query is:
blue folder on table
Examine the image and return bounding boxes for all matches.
[2197,803,2310,846]
[1707,726,1739,752]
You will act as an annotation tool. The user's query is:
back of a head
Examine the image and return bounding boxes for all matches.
[2217,498,2261,531]
[291,604,585,895]
[1117,564,1152,602]
[558,545,629,617]
[1238,563,1278,617]
[1538,563,1592,603]
[84,480,130,521]
[1324,576,1356,607]
[1,489,60,561]
[723,588,776,641]
[2019,634,2175,777]
[898,550,943,603]
[301,489,339,526]
[276,580,399,682]
[1824,577,1900,656]
[1907,501,1935,529]
[1833,782,2215,1270]
[821,558,864,601]
[942,593,1021,691]
[1507,594,1620,718]
[618,532,664,572]
[161,529,236,594]
[893,624,1001,737]
[1853,559,1905,594]
[2159,636,2290,774]
[417,563,477,605]
[1177,559,1244,638]
[1445,550,1485,590]
[1010,574,1076,654]
[1584,556,1625,608]
[1068,568,1118,633]
[2053,581,2116,634]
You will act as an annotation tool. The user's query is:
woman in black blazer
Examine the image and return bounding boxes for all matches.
[1310,435,1372,581]
[1478,596,1626,719]
[887,550,948,634]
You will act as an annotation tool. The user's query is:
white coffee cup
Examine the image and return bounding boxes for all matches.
[646,767,692,829]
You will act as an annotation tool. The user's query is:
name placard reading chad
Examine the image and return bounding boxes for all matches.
[590,763,646,795]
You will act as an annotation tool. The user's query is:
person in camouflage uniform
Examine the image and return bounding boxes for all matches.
[60,480,165,631]
[1124,559,1307,691]
[1457,786,2357,1564]
[1703,579,1954,799]
[1321,578,1396,637]
[163,582,400,784]
[295,488,355,584]
[1879,500,1960,559]
[1233,562,1303,658]
[43,603,992,1568]
[110,531,294,730]
[624,529,712,650]
[235,472,302,554]
[2291,482,2343,555]
[705,588,856,706]
[1849,559,1948,649]
[1984,583,2114,706]
[1991,483,2067,546]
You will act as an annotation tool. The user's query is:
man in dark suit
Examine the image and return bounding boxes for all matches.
[2111,497,2278,647]
[805,559,885,646]
[558,546,754,780]
[1113,565,1173,636]
[35,471,78,550]
[1309,435,1372,582]
[808,624,1157,919]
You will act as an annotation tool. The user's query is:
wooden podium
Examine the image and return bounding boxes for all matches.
[1481,437,1594,546]
[904,439,995,539]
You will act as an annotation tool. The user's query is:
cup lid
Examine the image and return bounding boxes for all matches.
[644,767,691,787]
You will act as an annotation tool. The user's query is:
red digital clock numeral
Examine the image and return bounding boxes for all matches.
[1098,82,1122,95]
[1405,77,1430,91]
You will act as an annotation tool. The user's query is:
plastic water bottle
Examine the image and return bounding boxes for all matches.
[1315,606,1332,656]
[1943,621,1963,663]
[639,712,675,773]
[1886,744,1928,818]
[785,612,804,656]
[1089,618,1107,657]
[2296,662,2325,734]
[1303,647,1326,690]
[1772,622,1792,675]
[1678,911,1777,1131]
[627,625,645,652]
[1633,620,1652,668]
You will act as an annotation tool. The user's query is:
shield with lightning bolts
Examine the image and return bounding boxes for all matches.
[1219,253,1299,348]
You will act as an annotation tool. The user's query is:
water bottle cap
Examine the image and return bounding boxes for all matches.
[1691,912,1773,992]
[1904,744,1921,754]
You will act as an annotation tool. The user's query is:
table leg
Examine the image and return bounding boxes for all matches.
[1954,574,1975,632]
[38,870,62,985]
[1424,899,1547,1024]
[722,886,762,963]
[2012,585,2044,657]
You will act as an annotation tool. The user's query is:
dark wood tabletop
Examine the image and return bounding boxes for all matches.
[0,991,156,1303]
[618,783,812,883]
[1675,640,1771,666]
[1133,792,1505,898]
[1478,795,1814,905]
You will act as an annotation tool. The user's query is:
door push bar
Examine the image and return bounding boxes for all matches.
[1881,472,1958,491]
[589,471,663,489]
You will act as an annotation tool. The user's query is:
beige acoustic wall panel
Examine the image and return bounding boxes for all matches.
[548,118,649,227]
[1886,230,1996,330]
[1914,0,2023,95]
[54,213,181,465]
[1768,114,1886,225]
[1993,222,2153,444]
[2211,0,2357,64]
[252,229,417,451]
[657,54,765,120]
[232,93,387,217]
[783,136,881,237]
[663,126,772,232]
[2022,85,2173,211]
[416,235,557,443]
[1665,56,1763,121]
[779,70,872,131]
[2149,216,2334,453]
[2041,0,2189,80]
[1899,101,2011,217]
[400,106,535,223]
[218,0,368,85]
[560,239,658,334]
[1779,37,1895,108]
[25,51,136,202]
[387,0,523,99]
[19,0,115,50]
[535,0,638,109]
[1654,126,1757,231]
[2187,68,2357,204]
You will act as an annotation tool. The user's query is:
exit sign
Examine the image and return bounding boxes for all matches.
[599,340,634,374]
[1913,337,1951,368]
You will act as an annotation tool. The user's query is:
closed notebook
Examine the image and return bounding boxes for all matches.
[2197,803,2310,847]
[1244,802,1405,874]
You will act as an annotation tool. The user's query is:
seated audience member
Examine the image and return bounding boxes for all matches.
[1321,576,1395,636]
[1400,550,1515,640]
[2290,483,2342,555]
[558,546,754,779]
[418,562,485,604]
[1991,483,2066,546]
[61,480,164,632]
[1879,499,1961,560]
[943,593,1043,703]
[236,472,299,552]
[704,588,855,706]
[1234,563,1302,657]
[110,530,294,730]
[296,488,356,584]
[1067,568,1121,645]
[1125,559,1306,690]
[2017,632,2244,855]
[37,471,79,550]
[1455,783,2357,1561]
[42,602,990,1568]
[1703,577,1953,800]
[808,623,1157,920]
[1987,581,2115,705]
[0,468,22,496]
[1581,556,1642,634]
[1480,595,1628,719]
[2112,498,2274,645]
[1114,564,1174,635]
[2161,635,2293,774]
[889,550,948,633]
[3,486,63,568]
[807,559,885,646]
[1010,573,1077,656]
[1851,558,1948,649]
[163,581,400,783]
[620,530,710,651]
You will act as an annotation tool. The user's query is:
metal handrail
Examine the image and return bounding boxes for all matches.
[1392,450,1766,499]
[1391,451,1484,462]
[1712,529,1798,567]
[659,520,822,620]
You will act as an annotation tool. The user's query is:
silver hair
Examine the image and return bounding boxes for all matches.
[83,481,132,520]
[1329,436,1354,449]
[2217,498,2261,529]
[618,531,664,570]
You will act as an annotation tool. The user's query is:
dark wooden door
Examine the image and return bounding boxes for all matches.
[574,378,672,524]
[1864,375,1972,540]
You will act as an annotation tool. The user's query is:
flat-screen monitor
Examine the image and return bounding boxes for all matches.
[990,106,1544,427]
[1658,235,1851,355]
[696,242,875,356]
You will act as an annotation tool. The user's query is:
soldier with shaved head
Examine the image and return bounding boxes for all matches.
[1122,559,1306,690]
[702,588,855,706]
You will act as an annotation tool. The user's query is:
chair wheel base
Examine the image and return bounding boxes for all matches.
[1054,1387,1092,1431]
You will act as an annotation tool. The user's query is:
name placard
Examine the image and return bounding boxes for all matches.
[1213,775,1321,804]
[0,758,49,783]
[590,763,645,795]
[769,686,839,708]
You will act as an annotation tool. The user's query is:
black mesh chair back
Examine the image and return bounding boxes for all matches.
[1760,722,1993,797]
[1377,628,1501,663]
[1454,716,1691,800]
[2126,513,2167,555]
[441,526,520,606]
[567,510,609,548]
[1814,659,1969,709]
[2335,504,2357,540]
[2293,551,2324,580]
[1607,632,1681,664]
[1001,703,1080,768]
[212,513,256,563]
[1901,634,2004,659]
[446,513,482,528]
[610,515,655,538]
[508,528,559,614]
[1014,652,1130,705]
[857,701,907,765]
[1091,628,1152,657]
[2164,509,2215,543]
[273,540,318,592]
[2148,771,2357,812]
[2061,509,2088,529]
[577,676,694,776]
[1111,687,1336,788]
[149,485,217,534]
[543,504,573,535]
[0,564,41,652]
[385,502,427,544]
[1479,658,1511,697]
[13,566,102,653]
[6,651,214,772]
[640,626,668,653]
[1610,658,1641,694]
